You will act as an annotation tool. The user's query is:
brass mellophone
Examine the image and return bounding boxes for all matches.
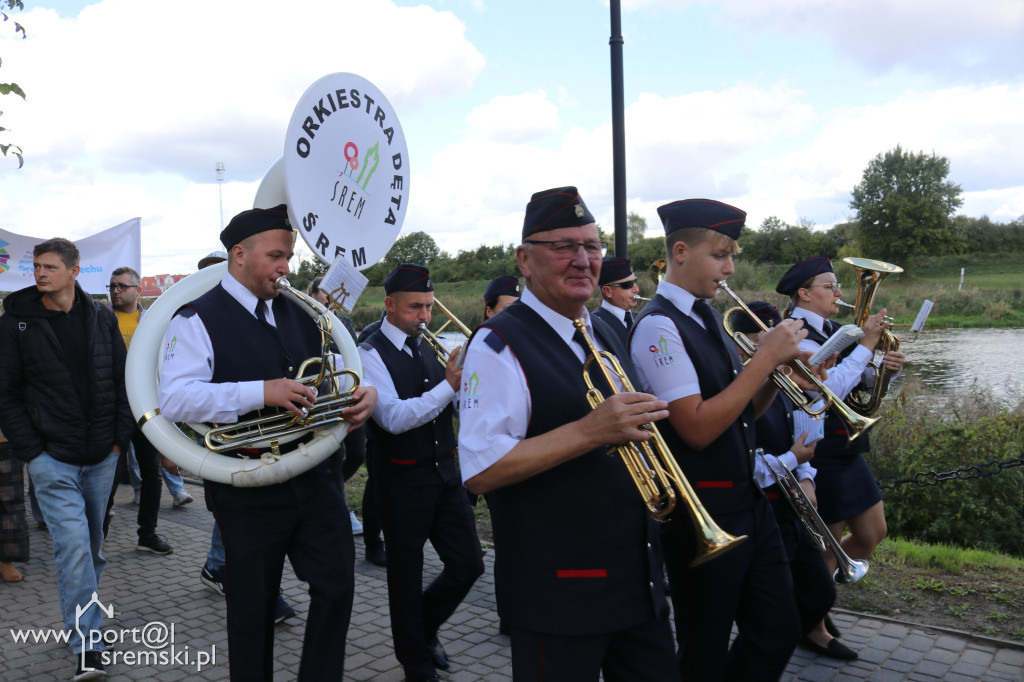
[573,319,746,566]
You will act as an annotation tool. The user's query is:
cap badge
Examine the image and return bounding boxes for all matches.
[574,204,584,218]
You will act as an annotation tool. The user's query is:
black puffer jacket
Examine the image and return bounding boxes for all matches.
[0,282,133,465]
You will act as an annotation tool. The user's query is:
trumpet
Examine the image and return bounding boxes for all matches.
[199,277,361,457]
[417,297,473,367]
[718,281,878,443]
[573,319,746,566]
[756,449,868,584]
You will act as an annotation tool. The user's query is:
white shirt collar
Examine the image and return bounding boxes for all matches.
[654,279,702,317]
[221,271,275,325]
[790,306,826,334]
[380,316,413,352]
[520,288,594,348]
[599,299,627,322]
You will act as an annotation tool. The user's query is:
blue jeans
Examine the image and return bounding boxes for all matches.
[207,522,225,570]
[27,451,118,653]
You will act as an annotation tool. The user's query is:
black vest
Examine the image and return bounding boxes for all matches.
[633,295,758,514]
[591,305,629,347]
[360,330,457,486]
[754,392,797,509]
[800,321,869,457]
[480,302,665,635]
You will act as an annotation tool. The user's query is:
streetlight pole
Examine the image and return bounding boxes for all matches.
[215,162,226,229]
[609,0,628,258]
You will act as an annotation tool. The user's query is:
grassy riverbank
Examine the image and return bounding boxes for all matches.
[346,252,1024,331]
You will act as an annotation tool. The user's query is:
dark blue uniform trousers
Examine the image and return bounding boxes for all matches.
[663,496,801,681]
[209,469,354,682]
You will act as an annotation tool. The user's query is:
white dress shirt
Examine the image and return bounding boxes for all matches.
[358,316,457,435]
[598,299,628,324]
[789,307,877,400]
[457,288,622,483]
[159,272,364,424]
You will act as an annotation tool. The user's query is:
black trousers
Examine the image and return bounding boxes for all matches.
[771,501,836,637]
[209,469,354,682]
[509,614,678,682]
[361,432,384,550]
[106,426,162,538]
[381,476,484,678]
[663,496,802,681]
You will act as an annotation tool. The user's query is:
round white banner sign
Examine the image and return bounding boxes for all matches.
[284,73,409,268]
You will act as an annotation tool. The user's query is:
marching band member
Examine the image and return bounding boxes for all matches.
[739,302,856,660]
[776,257,904,587]
[481,275,520,321]
[358,263,484,682]
[459,187,677,681]
[629,199,805,681]
[158,205,377,681]
[591,256,639,346]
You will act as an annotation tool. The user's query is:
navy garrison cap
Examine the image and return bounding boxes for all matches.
[598,256,634,286]
[656,199,746,239]
[775,256,834,296]
[220,204,292,250]
[484,275,521,302]
[731,301,782,334]
[522,186,596,240]
[384,263,434,295]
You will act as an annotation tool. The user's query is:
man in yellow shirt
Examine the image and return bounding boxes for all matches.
[104,267,175,554]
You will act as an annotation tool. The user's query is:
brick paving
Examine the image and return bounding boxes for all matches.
[2,483,1022,681]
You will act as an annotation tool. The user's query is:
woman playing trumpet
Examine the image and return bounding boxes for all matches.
[776,256,905,604]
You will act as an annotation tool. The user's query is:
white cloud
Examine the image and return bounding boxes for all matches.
[465,90,561,143]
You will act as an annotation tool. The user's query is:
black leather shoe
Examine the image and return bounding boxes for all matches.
[427,637,450,670]
[403,669,442,682]
[800,636,858,660]
[824,613,841,638]
[366,545,387,567]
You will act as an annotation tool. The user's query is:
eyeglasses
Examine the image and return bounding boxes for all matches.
[807,282,842,292]
[107,283,139,292]
[523,239,608,258]
[605,279,637,289]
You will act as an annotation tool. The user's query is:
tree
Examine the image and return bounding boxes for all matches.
[850,146,965,265]
[627,211,648,244]
[386,231,441,268]
[1,0,26,168]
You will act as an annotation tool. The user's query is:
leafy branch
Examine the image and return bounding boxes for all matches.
[2,0,26,168]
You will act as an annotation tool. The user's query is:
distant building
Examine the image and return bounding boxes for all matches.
[139,274,188,297]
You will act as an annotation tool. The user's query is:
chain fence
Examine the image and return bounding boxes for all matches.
[877,452,1024,491]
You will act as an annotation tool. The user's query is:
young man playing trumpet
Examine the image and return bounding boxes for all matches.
[459,187,677,681]
[629,199,809,681]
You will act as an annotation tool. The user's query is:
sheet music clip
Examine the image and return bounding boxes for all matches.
[319,256,368,314]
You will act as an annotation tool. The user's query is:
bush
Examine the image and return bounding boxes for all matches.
[868,386,1024,557]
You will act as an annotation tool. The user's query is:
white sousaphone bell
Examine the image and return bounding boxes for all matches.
[126,73,410,487]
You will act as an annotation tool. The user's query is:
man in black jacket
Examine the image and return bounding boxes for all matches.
[0,237,134,681]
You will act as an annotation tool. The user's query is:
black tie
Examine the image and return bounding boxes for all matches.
[693,299,722,345]
[255,300,270,325]
[405,335,422,362]
[624,311,634,328]
[574,328,614,397]
[823,319,837,337]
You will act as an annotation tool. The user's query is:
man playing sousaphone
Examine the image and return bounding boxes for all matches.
[158,205,378,680]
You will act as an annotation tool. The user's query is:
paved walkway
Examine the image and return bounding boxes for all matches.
[2,483,1023,681]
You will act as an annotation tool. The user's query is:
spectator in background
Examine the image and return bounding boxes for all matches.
[0,427,29,583]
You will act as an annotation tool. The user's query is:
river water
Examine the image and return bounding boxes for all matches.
[439,327,1024,407]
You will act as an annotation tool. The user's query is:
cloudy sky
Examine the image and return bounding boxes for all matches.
[2,0,1022,276]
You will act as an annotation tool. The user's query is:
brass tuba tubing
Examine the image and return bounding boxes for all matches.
[756,449,868,584]
[841,257,903,416]
[718,281,878,443]
[573,319,747,566]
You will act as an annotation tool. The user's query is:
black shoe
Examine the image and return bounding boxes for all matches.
[275,594,297,624]
[427,637,450,670]
[366,544,387,567]
[824,613,841,638]
[137,534,173,555]
[403,670,442,682]
[74,650,108,680]
[800,636,858,660]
